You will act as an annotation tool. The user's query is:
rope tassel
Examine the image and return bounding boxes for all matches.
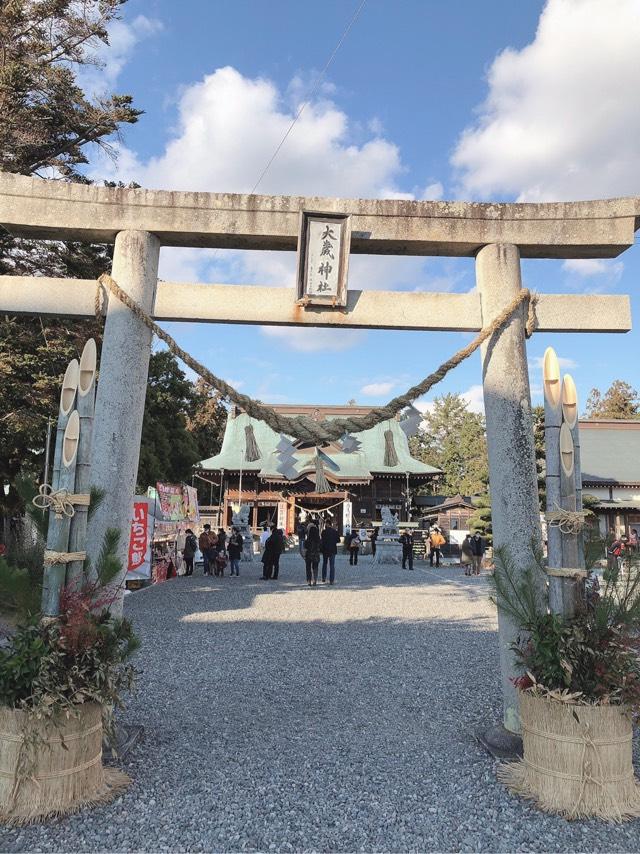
[383,429,399,467]
[314,451,331,494]
[244,424,261,461]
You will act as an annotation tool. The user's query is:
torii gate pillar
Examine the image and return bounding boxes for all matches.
[86,230,160,614]
[477,243,543,736]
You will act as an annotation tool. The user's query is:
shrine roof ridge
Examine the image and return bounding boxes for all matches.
[2,173,639,258]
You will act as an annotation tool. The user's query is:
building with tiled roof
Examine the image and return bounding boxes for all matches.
[196,404,440,533]
[579,419,640,537]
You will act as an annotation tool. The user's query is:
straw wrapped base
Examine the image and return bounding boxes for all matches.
[498,690,640,822]
[0,703,131,826]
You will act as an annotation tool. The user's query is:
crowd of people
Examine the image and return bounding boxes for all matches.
[179,518,489,585]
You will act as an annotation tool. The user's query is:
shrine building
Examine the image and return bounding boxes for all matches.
[195,404,440,534]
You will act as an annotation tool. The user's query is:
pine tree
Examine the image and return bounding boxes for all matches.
[468,494,493,545]
[0,0,141,513]
[585,380,640,420]
[409,393,489,495]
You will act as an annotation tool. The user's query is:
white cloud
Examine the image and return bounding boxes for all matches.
[360,381,396,397]
[533,354,578,370]
[413,385,486,419]
[80,15,163,96]
[261,327,365,353]
[562,259,624,289]
[421,182,444,200]
[452,0,640,201]
[98,66,407,198]
[461,384,485,414]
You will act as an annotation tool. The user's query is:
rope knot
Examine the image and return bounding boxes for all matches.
[32,484,75,519]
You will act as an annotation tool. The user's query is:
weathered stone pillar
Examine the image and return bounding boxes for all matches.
[86,230,160,615]
[477,243,543,736]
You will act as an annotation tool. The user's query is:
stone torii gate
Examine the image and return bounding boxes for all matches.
[0,172,635,735]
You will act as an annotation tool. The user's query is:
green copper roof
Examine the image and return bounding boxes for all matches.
[197,411,440,482]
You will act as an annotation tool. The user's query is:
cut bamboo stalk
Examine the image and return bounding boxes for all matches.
[562,374,585,569]
[543,347,564,615]
[51,360,79,491]
[42,411,80,617]
[560,416,579,617]
[66,340,97,589]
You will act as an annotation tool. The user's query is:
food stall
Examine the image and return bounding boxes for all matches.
[126,482,200,590]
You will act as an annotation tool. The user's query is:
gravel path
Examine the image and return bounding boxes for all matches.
[3,554,640,852]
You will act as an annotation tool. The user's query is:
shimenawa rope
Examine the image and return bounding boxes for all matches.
[96,272,538,444]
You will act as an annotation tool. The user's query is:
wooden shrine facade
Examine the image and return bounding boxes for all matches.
[195,404,440,534]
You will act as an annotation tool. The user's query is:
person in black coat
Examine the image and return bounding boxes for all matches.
[271,528,285,580]
[400,530,414,570]
[261,525,282,580]
[304,522,321,586]
[470,532,485,575]
[227,527,243,576]
[320,519,340,584]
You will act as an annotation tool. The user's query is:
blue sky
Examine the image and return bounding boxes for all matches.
[86,0,639,414]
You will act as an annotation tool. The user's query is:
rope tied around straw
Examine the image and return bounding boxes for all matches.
[545,504,591,535]
[95,272,538,444]
[32,485,90,519]
[43,550,87,566]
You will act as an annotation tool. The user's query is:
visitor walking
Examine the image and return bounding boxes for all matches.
[304,521,321,586]
[217,528,227,554]
[183,528,197,576]
[461,534,473,575]
[261,525,281,580]
[370,526,378,559]
[429,527,445,567]
[228,527,243,576]
[259,525,270,554]
[401,530,414,570]
[320,519,340,584]
[349,531,361,566]
[198,524,218,576]
[470,531,485,575]
[271,528,285,580]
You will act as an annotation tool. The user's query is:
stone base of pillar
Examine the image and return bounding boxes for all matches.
[476,724,523,761]
[372,541,402,564]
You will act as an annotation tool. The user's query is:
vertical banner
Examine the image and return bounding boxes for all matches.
[128,499,153,578]
[156,482,184,521]
[343,500,353,534]
[183,485,200,522]
[277,501,288,532]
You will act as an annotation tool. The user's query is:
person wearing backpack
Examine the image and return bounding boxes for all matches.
[183,528,197,576]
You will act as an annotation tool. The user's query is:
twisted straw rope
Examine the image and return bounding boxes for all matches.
[96,273,538,444]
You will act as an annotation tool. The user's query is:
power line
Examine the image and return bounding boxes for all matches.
[249,0,368,196]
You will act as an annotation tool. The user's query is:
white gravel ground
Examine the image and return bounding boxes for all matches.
[2,554,640,852]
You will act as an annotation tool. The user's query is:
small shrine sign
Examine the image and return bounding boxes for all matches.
[296,210,351,307]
